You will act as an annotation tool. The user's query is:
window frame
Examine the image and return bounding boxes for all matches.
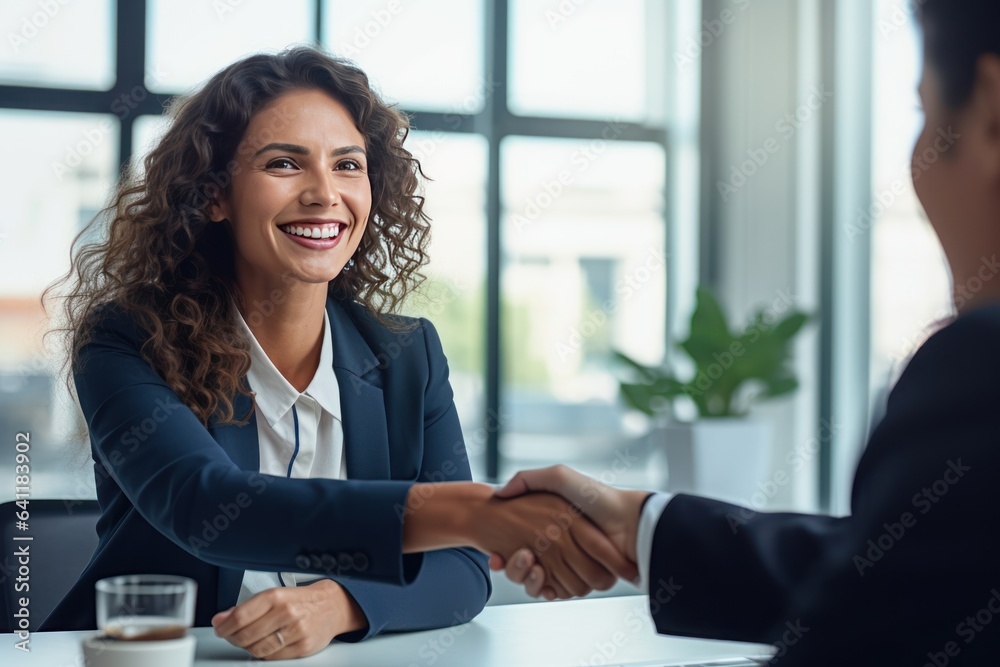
[0,0,675,482]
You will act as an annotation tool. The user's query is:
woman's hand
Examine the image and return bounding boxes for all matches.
[489,547,551,598]
[211,579,367,660]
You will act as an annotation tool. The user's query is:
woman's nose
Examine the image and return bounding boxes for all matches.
[300,170,342,207]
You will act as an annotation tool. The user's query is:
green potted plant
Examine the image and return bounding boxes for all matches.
[614,286,810,500]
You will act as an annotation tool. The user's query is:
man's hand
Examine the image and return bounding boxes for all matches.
[211,579,367,660]
[475,490,639,598]
[489,465,651,599]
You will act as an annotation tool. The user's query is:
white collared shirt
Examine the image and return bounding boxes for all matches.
[232,303,347,604]
[635,492,674,593]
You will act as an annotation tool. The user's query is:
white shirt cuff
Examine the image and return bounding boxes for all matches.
[635,492,673,593]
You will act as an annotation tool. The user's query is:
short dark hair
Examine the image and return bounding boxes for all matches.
[918,0,1000,108]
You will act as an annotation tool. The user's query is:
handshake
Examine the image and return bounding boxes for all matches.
[401,465,652,601]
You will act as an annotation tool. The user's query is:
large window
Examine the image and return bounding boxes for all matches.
[0,0,677,502]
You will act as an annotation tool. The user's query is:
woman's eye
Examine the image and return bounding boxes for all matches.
[336,159,364,172]
[266,158,297,170]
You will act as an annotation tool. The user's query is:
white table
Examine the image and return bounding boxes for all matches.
[5,595,773,666]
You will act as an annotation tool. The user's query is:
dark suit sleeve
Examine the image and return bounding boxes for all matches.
[331,318,492,641]
[646,309,1000,664]
[646,494,843,643]
[74,305,421,584]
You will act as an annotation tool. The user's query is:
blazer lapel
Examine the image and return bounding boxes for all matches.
[210,388,260,472]
[208,388,259,611]
[326,297,391,480]
[208,297,391,613]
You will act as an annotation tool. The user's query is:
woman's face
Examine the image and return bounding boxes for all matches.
[211,88,372,292]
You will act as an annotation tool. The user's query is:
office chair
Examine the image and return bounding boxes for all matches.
[0,499,100,632]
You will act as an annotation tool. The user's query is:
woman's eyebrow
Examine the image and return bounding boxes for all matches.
[253,142,308,159]
[332,145,366,157]
[252,143,367,159]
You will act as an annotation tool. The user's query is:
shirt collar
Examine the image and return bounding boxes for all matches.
[233,302,342,429]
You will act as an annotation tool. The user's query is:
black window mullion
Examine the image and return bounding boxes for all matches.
[0,86,110,113]
[314,0,323,45]
[114,0,147,172]
[481,0,508,481]
[0,0,674,487]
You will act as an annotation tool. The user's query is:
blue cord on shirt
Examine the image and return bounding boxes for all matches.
[286,403,301,477]
[278,403,302,588]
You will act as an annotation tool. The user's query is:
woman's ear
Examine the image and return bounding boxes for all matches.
[206,184,229,222]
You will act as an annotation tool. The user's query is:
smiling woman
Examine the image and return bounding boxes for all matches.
[36,46,634,661]
[33,47,480,661]
[35,48,445,659]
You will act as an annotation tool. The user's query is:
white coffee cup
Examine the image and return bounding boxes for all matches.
[81,633,196,667]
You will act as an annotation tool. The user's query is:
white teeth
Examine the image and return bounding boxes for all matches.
[280,224,342,239]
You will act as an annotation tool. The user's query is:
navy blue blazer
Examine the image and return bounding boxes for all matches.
[647,304,1000,664]
[41,294,491,639]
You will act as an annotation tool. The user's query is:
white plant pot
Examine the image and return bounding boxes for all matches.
[657,419,772,504]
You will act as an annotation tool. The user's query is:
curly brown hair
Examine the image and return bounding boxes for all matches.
[43,46,431,428]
